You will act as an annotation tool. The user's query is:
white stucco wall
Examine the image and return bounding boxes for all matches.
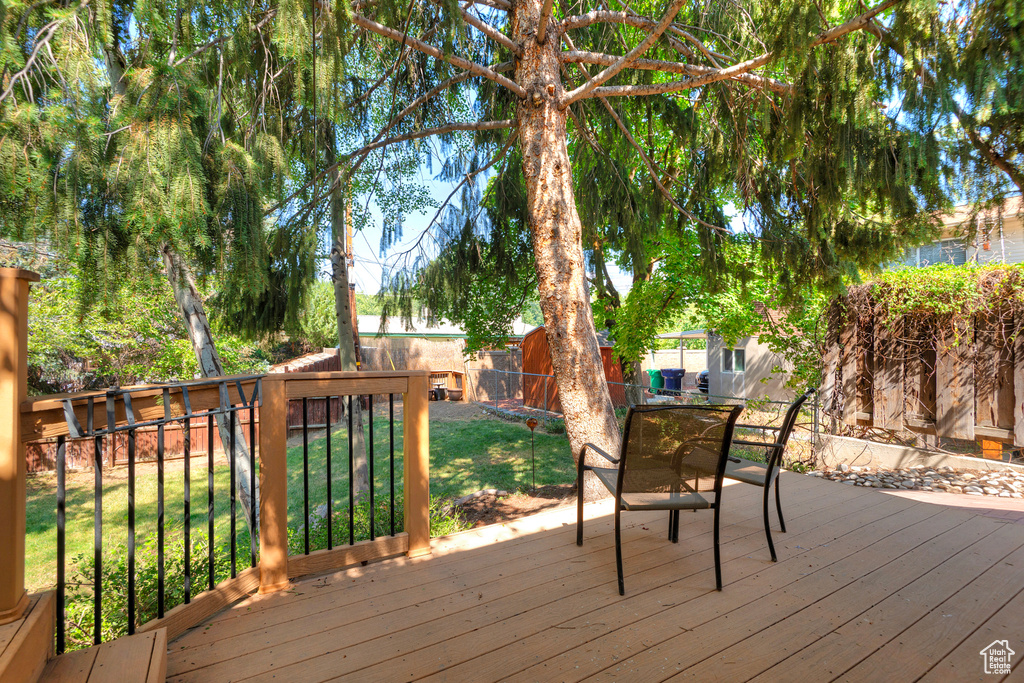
[707,334,795,402]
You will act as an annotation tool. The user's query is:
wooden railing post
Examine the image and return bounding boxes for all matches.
[0,269,39,624]
[404,372,431,558]
[258,376,290,593]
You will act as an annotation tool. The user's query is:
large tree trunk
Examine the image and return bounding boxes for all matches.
[163,246,258,535]
[327,135,370,500]
[513,0,621,499]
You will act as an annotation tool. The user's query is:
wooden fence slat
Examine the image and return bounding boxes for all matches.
[856,311,875,424]
[841,317,858,427]
[974,312,1014,430]
[874,318,903,431]
[1014,313,1024,446]
[902,320,936,427]
[936,317,975,440]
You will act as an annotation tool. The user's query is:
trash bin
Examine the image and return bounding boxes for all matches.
[661,368,685,392]
[646,368,664,391]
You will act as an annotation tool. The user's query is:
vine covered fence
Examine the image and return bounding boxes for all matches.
[822,267,1024,449]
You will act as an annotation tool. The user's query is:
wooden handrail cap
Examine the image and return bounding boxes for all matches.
[0,268,40,282]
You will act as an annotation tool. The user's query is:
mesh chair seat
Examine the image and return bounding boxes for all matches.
[591,467,712,511]
[576,404,743,594]
[724,458,778,487]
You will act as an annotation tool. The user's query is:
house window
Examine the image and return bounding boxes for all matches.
[903,238,967,267]
[722,348,745,373]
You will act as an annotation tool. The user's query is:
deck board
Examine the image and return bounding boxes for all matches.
[166,473,1024,682]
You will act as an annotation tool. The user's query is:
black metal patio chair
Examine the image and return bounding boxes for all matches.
[575,404,744,595]
[725,388,816,562]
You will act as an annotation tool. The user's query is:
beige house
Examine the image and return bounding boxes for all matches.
[654,329,795,402]
[706,333,795,402]
[901,196,1024,267]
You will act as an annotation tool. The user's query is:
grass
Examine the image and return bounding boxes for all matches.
[25,409,576,592]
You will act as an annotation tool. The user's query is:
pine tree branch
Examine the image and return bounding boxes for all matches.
[582,53,772,98]
[172,10,277,67]
[574,0,901,100]
[0,18,61,105]
[601,97,724,232]
[351,120,514,157]
[351,13,527,98]
[454,4,522,56]
[563,0,901,98]
[809,0,900,48]
[561,32,724,232]
[560,0,687,108]
[347,62,513,178]
[469,0,511,10]
[536,0,556,44]
[561,9,729,63]
[561,10,657,32]
[392,133,518,264]
[864,20,1024,195]
[266,120,513,217]
[561,50,791,94]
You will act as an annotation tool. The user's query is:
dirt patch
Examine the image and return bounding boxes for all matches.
[455,483,578,528]
[425,399,493,423]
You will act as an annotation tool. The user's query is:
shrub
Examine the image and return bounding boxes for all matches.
[63,496,467,651]
[64,530,235,651]
[288,493,469,554]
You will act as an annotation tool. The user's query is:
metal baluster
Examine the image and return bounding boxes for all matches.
[368,395,375,540]
[207,413,214,591]
[326,396,333,550]
[302,397,309,555]
[124,394,136,635]
[249,399,256,568]
[56,435,66,654]
[389,394,395,537]
[183,414,191,603]
[157,389,168,620]
[94,396,104,645]
[348,395,354,546]
[229,409,236,578]
[181,388,193,603]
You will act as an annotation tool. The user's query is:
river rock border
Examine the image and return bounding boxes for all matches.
[810,464,1024,498]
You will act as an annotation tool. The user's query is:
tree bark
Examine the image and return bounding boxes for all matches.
[327,133,370,500]
[513,0,621,499]
[162,246,258,535]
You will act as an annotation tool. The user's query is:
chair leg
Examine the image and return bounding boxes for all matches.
[775,476,786,533]
[667,511,673,541]
[576,470,584,546]
[615,507,625,596]
[713,504,722,591]
[763,487,777,562]
[672,510,680,543]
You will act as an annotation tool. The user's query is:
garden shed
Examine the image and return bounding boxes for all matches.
[521,326,625,412]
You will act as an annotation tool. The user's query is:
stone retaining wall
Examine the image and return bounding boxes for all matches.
[815,434,1024,475]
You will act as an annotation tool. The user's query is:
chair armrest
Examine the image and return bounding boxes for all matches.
[732,438,785,449]
[579,442,619,465]
[735,423,781,432]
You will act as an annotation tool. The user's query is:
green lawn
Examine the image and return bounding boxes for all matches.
[25,411,575,592]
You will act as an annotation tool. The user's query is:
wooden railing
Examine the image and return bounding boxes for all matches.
[0,269,432,669]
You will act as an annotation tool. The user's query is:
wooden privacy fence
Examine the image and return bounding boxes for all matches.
[823,299,1024,447]
[25,414,260,472]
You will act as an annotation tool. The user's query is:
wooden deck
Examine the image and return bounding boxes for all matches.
[166,473,1024,682]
